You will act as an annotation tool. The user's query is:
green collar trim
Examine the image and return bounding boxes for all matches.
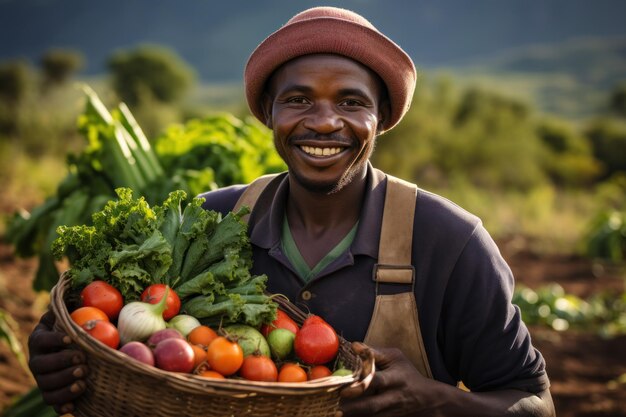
[281,216,359,282]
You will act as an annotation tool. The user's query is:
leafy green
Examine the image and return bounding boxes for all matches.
[52,188,170,299]
[52,187,277,327]
[155,113,286,194]
[7,86,284,292]
[185,292,277,328]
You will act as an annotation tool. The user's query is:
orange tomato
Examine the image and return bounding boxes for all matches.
[71,306,109,326]
[206,337,244,376]
[308,365,332,380]
[191,344,207,369]
[198,370,225,379]
[278,363,307,383]
[187,325,218,347]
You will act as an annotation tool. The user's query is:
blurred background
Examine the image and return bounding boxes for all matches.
[0,1,625,416]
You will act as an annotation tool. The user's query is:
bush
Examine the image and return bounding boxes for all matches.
[40,48,84,90]
[583,209,626,264]
[108,45,195,107]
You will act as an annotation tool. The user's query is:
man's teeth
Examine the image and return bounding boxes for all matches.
[300,146,342,156]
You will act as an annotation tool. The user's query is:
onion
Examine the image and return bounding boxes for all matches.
[167,314,201,337]
[118,287,170,345]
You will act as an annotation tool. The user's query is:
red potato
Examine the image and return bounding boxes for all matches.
[119,341,155,366]
[146,328,184,349]
[153,338,195,373]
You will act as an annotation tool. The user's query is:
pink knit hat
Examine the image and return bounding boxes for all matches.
[244,6,417,132]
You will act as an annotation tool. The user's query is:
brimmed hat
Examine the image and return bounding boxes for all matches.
[244,6,417,132]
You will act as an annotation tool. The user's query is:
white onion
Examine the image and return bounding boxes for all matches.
[118,287,170,345]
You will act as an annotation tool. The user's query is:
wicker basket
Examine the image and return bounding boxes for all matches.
[50,273,374,417]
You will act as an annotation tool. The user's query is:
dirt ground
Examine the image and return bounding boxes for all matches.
[0,238,625,416]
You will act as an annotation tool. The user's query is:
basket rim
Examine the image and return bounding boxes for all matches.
[50,272,369,397]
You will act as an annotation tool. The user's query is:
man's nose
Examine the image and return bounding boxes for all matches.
[303,102,343,133]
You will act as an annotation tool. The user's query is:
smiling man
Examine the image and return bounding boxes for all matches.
[29,6,555,417]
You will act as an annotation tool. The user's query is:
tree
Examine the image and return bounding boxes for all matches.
[608,82,626,118]
[40,48,84,89]
[536,118,601,186]
[0,60,31,134]
[0,60,30,104]
[108,45,195,107]
[585,118,626,180]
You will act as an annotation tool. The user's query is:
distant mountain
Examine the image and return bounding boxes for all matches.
[1,0,624,119]
[447,37,626,119]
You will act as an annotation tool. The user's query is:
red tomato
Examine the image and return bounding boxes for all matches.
[239,355,278,382]
[140,284,181,320]
[278,363,307,382]
[206,336,244,376]
[261,309,300,337]
[81,280,124,321]
[82,320,120,349]
[294,315,339,365]
[308,365,332,380]
[71,306,109,326]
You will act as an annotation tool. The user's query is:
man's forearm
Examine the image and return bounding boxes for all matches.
[427,383,555,417]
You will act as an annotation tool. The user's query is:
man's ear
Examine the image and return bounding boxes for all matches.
[377,98,391,133]
[261,93,273,129]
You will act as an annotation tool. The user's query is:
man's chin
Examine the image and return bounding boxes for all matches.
[290,170,357,195]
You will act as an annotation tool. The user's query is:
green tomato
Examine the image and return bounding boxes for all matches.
[332,368,353,377]
[267,328,295,360]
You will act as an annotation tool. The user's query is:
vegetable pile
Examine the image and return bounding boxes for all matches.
[53,187,276,328]
[70,281,349,381]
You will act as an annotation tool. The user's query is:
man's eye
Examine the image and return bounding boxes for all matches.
[287,97,308,104]
[341,99,364,107]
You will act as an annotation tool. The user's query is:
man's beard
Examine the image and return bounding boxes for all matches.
[290,162,363,195]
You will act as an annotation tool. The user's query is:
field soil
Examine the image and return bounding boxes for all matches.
[0,238,625,416]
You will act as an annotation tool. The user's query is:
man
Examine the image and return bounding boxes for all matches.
[29,7,555,416]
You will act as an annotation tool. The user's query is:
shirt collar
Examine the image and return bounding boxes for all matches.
[248,162,387,260]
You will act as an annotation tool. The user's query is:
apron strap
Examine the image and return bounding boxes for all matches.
[233,173,280,223]
[365,174,433,378]
[375,175,417,286]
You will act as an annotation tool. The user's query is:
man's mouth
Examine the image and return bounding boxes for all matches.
[300,145,344,157]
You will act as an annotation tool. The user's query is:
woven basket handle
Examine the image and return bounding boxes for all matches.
[348,344,375,391]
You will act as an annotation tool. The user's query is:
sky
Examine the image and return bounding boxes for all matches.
[1,0,625,80]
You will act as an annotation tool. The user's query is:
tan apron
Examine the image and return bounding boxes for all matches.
[234,173,432,378]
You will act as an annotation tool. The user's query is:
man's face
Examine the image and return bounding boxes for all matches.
[263,54,388,194]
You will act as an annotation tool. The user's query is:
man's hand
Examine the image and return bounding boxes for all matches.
[338,342,434,417]
[28,310,88,415]
[337,342,556,417]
